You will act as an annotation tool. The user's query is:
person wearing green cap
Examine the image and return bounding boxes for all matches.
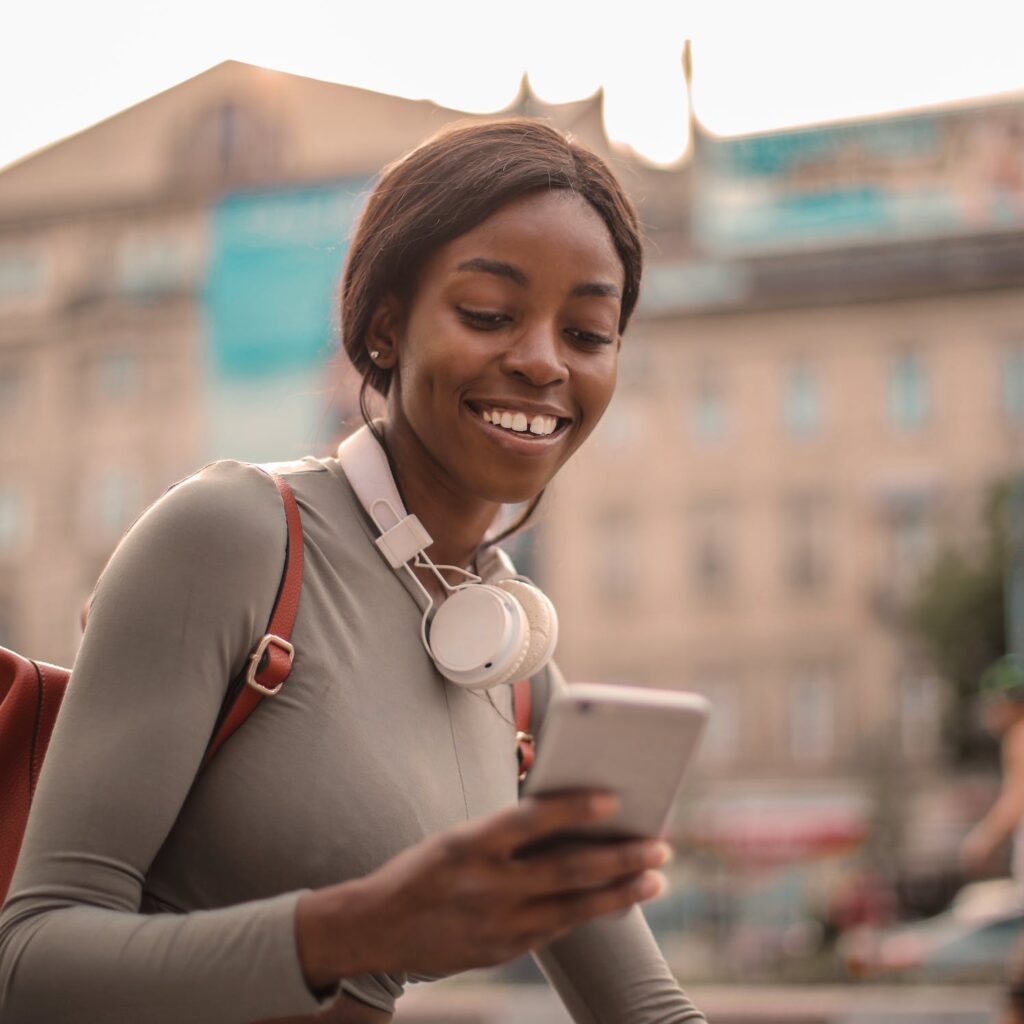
[960,654,1024,1024]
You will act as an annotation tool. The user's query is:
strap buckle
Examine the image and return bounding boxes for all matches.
[516,730,535,782]
[245,634,295,696]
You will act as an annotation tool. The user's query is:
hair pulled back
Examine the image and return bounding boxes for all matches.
[340,118,643,400]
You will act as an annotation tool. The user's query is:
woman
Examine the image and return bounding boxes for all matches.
[0,119,706,1023]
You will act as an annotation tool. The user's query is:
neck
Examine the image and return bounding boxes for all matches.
[379,419,501,574]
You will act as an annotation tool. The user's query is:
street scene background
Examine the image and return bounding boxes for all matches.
[2,7,1024,1021]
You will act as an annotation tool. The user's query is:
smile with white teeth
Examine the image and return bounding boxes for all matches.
[478,407,561,437]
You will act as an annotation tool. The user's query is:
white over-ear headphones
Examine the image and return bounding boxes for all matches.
[337,425,559,690]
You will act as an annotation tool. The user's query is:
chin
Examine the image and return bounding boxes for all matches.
[473,469,550,507]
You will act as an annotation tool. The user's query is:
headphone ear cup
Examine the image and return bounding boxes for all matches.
[491,579,559,685]
[428,584,531,689]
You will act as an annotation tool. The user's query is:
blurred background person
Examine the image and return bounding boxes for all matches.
[961,655,1024,1024]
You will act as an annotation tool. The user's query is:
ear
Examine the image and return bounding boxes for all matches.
[366,296,404,371]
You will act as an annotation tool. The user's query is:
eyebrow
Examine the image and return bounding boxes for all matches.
[454,257,621,300]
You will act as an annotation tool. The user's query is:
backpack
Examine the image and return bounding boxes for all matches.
[0,470,535,903]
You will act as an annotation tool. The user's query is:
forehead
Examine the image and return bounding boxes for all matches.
[429,190,624,286]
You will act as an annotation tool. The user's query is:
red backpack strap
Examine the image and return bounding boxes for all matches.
[514,677,535,781]
[201,473,303,769]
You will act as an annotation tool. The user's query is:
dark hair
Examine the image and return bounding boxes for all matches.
[339,118,644,545]
[342,118,642,393]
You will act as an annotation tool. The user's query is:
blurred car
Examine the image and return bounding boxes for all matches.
[839,878,1024,982]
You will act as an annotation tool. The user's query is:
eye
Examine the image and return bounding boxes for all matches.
[565,327,614,348]
[457,307,511,329]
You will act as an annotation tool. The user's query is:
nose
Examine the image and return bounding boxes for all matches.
[500,320,568,388]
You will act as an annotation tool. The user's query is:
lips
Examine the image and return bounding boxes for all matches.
[464,401,572,450]
[465,400,571,438]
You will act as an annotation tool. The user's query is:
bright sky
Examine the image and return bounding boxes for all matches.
[3,0,1024,171]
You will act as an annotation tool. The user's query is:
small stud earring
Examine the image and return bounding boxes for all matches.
[369,350,380,361]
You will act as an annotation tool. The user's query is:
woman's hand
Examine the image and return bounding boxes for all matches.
[296,792,669,988]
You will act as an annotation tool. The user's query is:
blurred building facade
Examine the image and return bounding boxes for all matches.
[2,62,1023,962]
[0,61,634,665]
[541,99,1024,909]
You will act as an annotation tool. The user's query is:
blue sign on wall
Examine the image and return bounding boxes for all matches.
[695,101,1024,253]
[205,181,368,378]
[201,179,369,462]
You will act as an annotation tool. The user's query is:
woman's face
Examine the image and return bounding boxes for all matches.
[380,189,625,505]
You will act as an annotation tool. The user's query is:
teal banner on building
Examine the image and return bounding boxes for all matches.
[205,181,368,377]
[696,101,1024,253]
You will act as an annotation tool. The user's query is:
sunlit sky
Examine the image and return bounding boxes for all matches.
[3,0,1024,171]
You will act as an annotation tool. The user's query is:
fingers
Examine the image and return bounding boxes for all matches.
[520,869,667,944]
[511,839,672,898]
[464,791,620,858]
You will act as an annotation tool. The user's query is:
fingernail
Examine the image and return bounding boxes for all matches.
[637,871,665,900]
[649,841,673,867]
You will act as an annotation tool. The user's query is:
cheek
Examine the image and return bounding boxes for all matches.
[395,335,477,424]
[400,313,494,390]
[395,335,445,403]
[580,357,618,422]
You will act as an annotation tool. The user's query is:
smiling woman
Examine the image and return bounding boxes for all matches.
[342,119,642,560]
[0,119,705,1024]
[372,189,622,525]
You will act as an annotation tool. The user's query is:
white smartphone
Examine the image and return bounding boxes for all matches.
[522,683,710,845]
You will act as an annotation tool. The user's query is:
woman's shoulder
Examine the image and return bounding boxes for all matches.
[81,460,307,675]
[146,459,287,546]
[96,460,296,599]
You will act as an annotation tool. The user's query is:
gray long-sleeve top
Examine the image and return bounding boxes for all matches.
[0,455,706,1023]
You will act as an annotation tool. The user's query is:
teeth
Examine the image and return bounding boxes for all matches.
[478,406,560,437]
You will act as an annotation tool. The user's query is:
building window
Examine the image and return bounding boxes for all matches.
[94,471,139,538]
[0,597,14,648]
[94,350,140,402]
[899,674,943,760]
[1002,345,1024,423]
[171,102,283,186]
[116,233,197,297]
[782,493,831,593]
[783,362,823,438]
[887,351,930,430]
[0,249,46,301]
[886,493,935,593]
[618,343,652,392]
[596,396,644,449]
[693,674,740,767]
[691,367,728,442]
[594,506,638,605]
[0,489,23,554]
[690,502,734,600]
[0,361,24,411]
[789,667,835,763]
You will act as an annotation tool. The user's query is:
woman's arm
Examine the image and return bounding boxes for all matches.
[0,463,330,1024]
[960,718,1024,874]
[533,908,706,1024]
